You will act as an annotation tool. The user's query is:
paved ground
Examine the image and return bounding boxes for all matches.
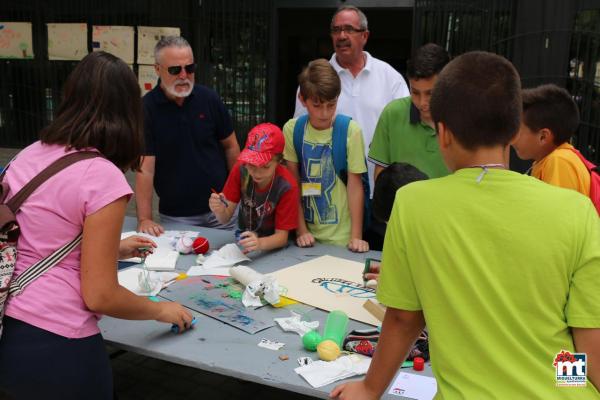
[0,147,318,400]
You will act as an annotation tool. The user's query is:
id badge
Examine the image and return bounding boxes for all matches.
[302,182,321,197]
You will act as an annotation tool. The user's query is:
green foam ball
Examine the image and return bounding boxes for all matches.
[302,330,322,351]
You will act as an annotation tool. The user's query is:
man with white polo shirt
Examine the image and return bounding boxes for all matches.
[293,5,409,196]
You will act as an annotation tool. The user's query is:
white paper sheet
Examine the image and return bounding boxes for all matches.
[200,243,250,268]
[186,266,231,277]
[388,372,437,399]
[257,338,285,351]
[118,267,179,296]
[144,248,179,271]
[294,354,371,388]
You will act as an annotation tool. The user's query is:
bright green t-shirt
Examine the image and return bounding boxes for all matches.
[368,97,449,178]
[378,168,600,399]
[283,118,367,246]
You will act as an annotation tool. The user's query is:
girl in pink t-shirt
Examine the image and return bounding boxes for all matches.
[0,52,193,400]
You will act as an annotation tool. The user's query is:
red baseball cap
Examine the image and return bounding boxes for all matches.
[238,123,285,167]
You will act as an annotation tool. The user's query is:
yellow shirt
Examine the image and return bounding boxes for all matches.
[532,142,590,197]
[283,118,367,246]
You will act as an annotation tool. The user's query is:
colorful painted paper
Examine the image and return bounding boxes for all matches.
[92,25,134,63]
[271,255,379,326]
[159,276,275,334]
[0,22,34,59]
[47,23,87,60]
[137,26,180,64]
[138,64,158,96]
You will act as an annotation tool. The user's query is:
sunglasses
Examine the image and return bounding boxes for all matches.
[162,63,197,76]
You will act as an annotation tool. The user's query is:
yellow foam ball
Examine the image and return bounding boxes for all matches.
[317,339,340,361]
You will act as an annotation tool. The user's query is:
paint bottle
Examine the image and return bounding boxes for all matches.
[322,310,348,348]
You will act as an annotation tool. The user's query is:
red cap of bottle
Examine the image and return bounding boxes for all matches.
[413,357,425,371]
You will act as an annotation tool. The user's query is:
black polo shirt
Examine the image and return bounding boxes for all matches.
[143,84,234,216]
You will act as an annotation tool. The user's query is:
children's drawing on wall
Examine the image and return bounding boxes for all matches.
[0,22,34,59]
[47,23,87,60]
[137,26,180,64]
[92,25,134,64]
[138,65,158,96]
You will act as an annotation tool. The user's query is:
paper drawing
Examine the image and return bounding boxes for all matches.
[0,22,34,59]
[47,23,87,60]
[271,255,379,326]
[138,64,158,96]
[92,25,134,63]
[159,276,274,334]
[137,26,180,64]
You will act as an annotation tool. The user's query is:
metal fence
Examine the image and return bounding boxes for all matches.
[0,0,271,147]
[413,0,600,163]
[412,0,515,57]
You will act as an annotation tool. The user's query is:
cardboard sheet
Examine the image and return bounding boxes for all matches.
[270,255,379,326]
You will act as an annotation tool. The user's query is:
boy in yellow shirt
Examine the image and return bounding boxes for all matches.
[512,83,590,196]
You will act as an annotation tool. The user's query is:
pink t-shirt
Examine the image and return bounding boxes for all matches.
[4,142,132,338]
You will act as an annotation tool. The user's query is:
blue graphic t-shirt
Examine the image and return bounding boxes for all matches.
[283,118,367,246]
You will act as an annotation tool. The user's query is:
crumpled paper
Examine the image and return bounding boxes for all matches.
[230,265,280,307]
[274,311,319,336]
[294,354,371,388]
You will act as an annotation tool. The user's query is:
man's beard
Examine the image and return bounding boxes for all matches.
[164,79,193,98]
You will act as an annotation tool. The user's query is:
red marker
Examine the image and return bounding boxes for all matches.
[211,188,228,208]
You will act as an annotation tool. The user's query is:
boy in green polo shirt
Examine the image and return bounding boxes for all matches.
[368,43,450,181]
[331,52,600,399]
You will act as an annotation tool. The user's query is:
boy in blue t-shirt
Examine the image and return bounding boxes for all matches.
[283,59,369,252]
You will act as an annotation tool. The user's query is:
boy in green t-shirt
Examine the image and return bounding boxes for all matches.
[332,52,600,399]
[283,59,369,252]
[368,43,450,182]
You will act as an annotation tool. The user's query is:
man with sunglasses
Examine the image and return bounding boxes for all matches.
[136,36,240,236]
[293,5,409,198]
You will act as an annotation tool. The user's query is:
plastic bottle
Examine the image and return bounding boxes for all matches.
[321,310,348,348]
[316,310,349,361]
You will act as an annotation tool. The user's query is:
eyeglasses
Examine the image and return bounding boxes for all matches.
[330,25,366,35]
[162,63,197,76]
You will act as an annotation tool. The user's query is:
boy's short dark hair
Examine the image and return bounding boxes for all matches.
[406,43,450,80]
[372,163,428,222]
[298,59,341,103]
[522,84,579,145]
[430,51,521,150]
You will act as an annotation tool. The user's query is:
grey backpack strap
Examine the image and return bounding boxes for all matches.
[8,233,83,296]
